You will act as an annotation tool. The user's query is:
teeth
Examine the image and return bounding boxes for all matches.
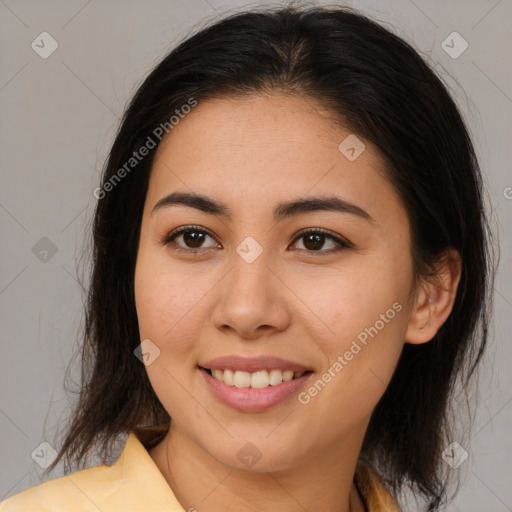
[223,369,235,386]
[234,370,251,388]
[212,369,224,381]
[269,369,283,386]
[208,368,307,388]
[282,370,294,381]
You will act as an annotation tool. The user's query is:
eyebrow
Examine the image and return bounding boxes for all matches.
[151,191,374,223]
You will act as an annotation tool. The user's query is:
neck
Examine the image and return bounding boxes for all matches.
[149,421,367,512]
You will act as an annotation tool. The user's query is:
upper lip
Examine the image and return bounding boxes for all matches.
[200,355,312,373]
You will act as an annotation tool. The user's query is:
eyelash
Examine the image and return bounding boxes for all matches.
[160,225,352,255]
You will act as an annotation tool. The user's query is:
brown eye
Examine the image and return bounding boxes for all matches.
[161,226,351,255]
[162,226,219,252]
[290,229,351,254]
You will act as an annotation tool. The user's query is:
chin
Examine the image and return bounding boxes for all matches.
[205,439,304,474]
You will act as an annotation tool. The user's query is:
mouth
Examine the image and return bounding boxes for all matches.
[199,366,314,389]
[197,355,314,412]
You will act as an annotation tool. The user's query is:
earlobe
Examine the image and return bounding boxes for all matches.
[404,248,462,345]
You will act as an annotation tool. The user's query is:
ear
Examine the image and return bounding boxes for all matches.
[405,247,462,344]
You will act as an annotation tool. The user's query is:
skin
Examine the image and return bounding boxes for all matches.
[134,92,461,512]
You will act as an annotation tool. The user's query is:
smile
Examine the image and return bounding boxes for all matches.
[198,365,314,412]
[203,368,311,388]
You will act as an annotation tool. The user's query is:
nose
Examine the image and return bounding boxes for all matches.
[210,248,291,340]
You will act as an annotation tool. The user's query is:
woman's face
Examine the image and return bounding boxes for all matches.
[134,92,417,471]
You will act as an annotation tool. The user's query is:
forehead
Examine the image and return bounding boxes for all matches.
[146,93,406,227]
[153,93,356,170]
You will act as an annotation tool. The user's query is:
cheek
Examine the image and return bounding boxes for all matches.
[133,251,209,416]
[299,287,406,438]
[312,279,406,386]
[294,250,410,412]
[296,254,410,347]
[133,248,213,367]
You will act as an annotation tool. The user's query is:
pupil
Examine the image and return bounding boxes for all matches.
[305,234,323,251]
[184,231,204,248]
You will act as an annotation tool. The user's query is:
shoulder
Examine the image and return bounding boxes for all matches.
[0,461,123,512]
[0,432,184,512]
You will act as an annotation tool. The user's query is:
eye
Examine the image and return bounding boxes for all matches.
[160,225,219,253]
[161,226,352,255]
[289,228,351,254]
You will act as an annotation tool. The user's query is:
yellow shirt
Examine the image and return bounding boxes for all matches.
[0,432,401,511]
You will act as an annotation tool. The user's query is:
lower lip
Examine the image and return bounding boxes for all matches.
[200,368,313,413]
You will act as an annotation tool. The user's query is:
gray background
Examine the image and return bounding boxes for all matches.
[0,0,511,510]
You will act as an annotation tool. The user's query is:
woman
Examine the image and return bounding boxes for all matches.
[0,5,494,511]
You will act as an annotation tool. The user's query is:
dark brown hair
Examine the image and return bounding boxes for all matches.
[48,5,495,511]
